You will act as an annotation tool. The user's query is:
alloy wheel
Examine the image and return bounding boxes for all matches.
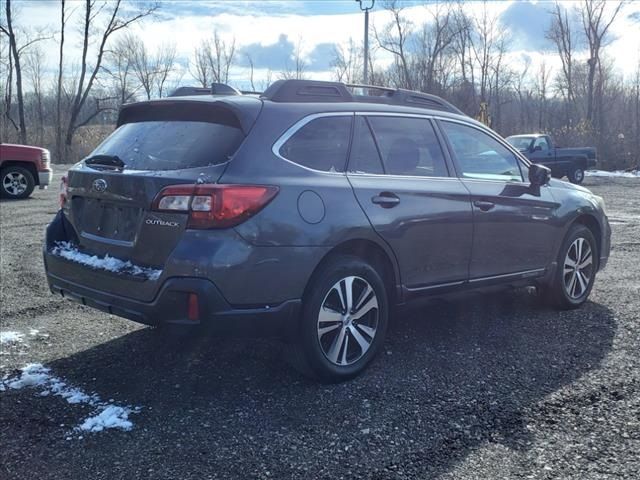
[2,172,28,196]
[563,237,594,299]
[317,275,379,366]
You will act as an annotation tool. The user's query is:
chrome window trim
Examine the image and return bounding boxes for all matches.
[346,171,460,181]
[271,110,533,181]
[271,112,354,175]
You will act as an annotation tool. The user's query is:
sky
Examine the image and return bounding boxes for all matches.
[7,0,640,92]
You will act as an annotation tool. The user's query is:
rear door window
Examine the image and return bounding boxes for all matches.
[91,121,244,171]
[367,116,449,177]
[279,116,352,172]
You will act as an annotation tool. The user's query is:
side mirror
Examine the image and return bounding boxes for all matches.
[532,145,542,152]
[529,163,551,186]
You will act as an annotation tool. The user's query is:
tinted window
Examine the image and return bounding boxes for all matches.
[91,121,244,171]
[368,116,448,177]
[506,136,534,150]
[533,137,549,150]
[348,116,384,174]
[279,116,352,172]
[442,122,523,182]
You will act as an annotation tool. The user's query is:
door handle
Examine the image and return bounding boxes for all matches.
[473,200,495,212]
[372,192,400,208]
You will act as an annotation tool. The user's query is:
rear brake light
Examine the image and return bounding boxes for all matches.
[151,184,279,229]
[59,175,68,209]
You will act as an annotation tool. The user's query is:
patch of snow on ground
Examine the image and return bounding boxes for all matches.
[586,169,640,178]
[50,241,162,280]
[0,331,25,344]
[79,405,133,432]
[1,363,139,433]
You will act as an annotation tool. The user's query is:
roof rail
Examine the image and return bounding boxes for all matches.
[260,79,464,115]
[169,83,241,98]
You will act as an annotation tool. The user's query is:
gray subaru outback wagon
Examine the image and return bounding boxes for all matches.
[44,80,611,381]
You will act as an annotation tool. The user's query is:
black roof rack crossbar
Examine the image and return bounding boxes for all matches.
[169,83,242,98]
[261,79,353,103]
[261,79,464,115]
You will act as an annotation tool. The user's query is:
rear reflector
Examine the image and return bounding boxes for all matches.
[187,293,199,321]
[151,184,278,229]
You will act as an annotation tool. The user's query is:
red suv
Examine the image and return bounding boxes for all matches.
[0,143,52,199]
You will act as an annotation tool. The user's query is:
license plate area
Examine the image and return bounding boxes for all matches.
[73,197,142,243]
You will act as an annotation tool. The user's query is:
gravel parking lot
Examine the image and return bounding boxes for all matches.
[1,166,638,480]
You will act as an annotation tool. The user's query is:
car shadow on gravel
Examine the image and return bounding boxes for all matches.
[30,289,616,478]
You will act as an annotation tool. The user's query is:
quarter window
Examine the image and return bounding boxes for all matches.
[367,116,449,177]
[279,116,352,172]
[441,121,523,182]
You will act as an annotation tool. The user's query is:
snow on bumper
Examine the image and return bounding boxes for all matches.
[50,241,162,280]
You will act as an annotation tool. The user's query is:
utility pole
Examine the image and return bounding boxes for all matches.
[356,0,375,85]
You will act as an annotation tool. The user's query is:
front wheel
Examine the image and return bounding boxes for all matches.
[544,224,597,310]
[291,255,389,382]
[568,167,585,184]
[1,166,35,199]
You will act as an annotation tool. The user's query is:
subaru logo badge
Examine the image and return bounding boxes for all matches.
[93,178,107,193]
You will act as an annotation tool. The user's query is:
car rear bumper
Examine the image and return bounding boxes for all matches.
[43,210,305,333]
[46,271,300,332]
[38,169,52,188]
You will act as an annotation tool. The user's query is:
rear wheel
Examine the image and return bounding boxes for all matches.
[290,255,388,382]
[1,166,35,199]
[544,224,597,309]
[568,167,585,184]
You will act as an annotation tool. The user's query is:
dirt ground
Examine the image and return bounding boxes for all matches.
[1,166,638,479]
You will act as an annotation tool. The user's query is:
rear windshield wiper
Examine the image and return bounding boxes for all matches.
[85,154,126,171]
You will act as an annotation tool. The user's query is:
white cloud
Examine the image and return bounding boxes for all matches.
[7,0,640,92]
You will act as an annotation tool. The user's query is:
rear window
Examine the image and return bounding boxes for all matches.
[278,116,352,172]
[90,121,244,171]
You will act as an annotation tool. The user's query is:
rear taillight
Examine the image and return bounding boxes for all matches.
[41,150,51,169]
[59,175,68,209]
[151,184,279,229]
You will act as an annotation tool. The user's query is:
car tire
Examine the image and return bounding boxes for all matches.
[0,166,35,199]
[568,167,585,184]
[290,255,389,382]
[544,224,598,310]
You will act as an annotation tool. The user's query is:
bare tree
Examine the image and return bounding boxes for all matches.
[414,2,458,93]
[375,0,413,89]
[245,53,256,92]
[331,38,363,84]
[280,38,307,80]
[536,58,551,130]
[190,32,236,87]
[55,0,67,161]
[125,34,177,100]
[24,45,45,143]
[102,33,138,105]
[579,0,624,127]
[547,2,577,122]
[64,0,158,151]
[1,0,49,143]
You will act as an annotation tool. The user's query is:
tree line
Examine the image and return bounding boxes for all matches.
[1,0,639,169]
